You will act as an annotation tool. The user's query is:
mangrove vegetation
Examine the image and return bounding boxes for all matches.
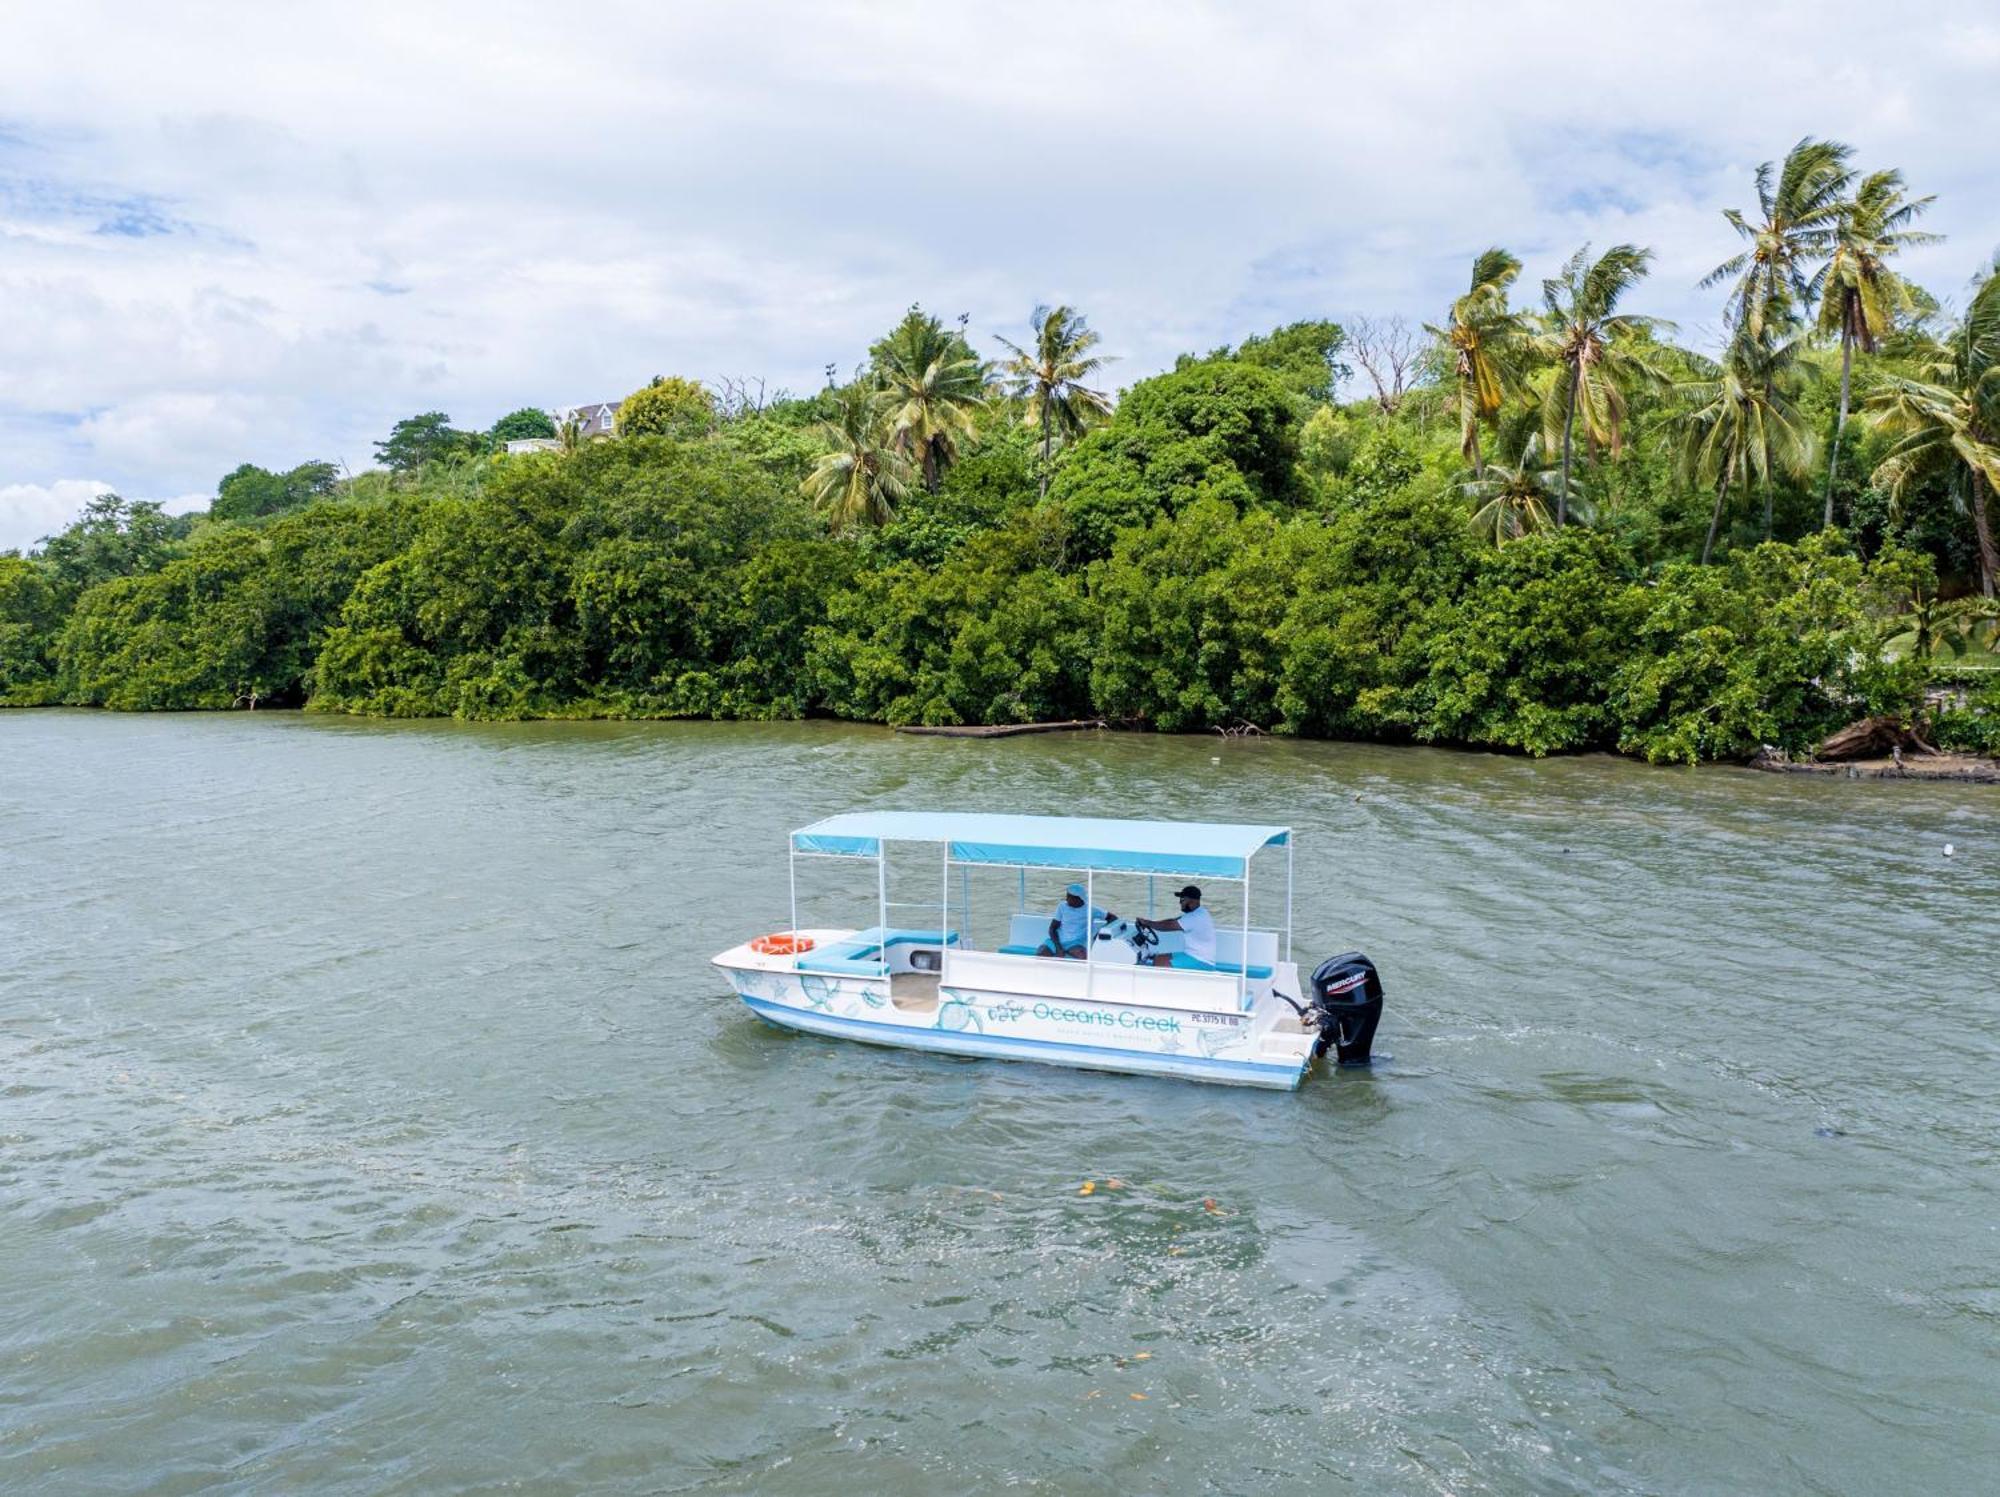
[5,137,1999,763]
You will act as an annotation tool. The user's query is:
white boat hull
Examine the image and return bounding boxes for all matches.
[712,933,1318,1090]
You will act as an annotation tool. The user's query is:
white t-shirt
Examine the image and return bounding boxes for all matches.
[1177,904,1217,964]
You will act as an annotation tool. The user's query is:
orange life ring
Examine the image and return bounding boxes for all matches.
[750,932,814,956]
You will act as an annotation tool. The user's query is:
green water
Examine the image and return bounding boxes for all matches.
[2,711,1995,1494]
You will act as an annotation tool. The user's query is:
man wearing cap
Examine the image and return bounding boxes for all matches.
[1136,885,1216,968]
[1039,883,1115,960]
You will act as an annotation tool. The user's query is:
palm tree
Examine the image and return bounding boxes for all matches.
[1817,169,1940,526]
[995,305,1115,499]
[1460,426,1579,543]
[1428,249,1532,480]
[1534,244,1672,524]
[801,385,912,531]
[874,310,986,493]
[1676,329,1816,563]
[1701,137,1854,339]
[1867,260,2000,597]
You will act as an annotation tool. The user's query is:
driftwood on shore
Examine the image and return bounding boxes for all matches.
[1750,742,2000,784]
[1815,715,1940,762]
[894,718,1107,739]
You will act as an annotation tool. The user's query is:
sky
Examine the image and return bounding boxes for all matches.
[4,0,1999,552]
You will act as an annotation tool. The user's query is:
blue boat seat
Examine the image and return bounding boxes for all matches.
[795,927,959,976]
[998,943,1043,956]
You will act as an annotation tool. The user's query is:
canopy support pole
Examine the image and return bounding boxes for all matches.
[1085,868,1094,1002]
[877,847,888,938]
[940,845,951,976]
[1241,859,1251,1011]
[1285,838,1294,964]
[789,845,799,937]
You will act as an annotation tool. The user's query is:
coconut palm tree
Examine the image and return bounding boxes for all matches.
[1534,244,1672,524]
[1460,426,1580,543]
[1427,249,1532,480]
[801,385,912,531]
[1867,259,2000,597]
[1702,137,1854,340]
[1817,169,1940,526]
[1676,328,1816,563]
[995,305,1115,500]
[874,310,986,493]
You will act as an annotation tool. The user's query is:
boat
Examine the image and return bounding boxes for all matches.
[710,811,1383,1090]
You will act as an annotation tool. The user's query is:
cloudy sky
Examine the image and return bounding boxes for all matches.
[4,0,1998,551]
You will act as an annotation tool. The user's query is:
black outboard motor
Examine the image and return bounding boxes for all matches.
[1308,952,1383,1065]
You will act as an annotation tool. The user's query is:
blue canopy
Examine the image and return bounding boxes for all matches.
[791,811,1289,879]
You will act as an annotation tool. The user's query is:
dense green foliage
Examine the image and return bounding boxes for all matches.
[213,461,339,522]
[9,147,1999,763]
[490,407,557,443]
[615,378,717,440]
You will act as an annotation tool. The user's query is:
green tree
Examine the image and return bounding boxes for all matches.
[1460,427,1575,544]
[1428,248,1532,479]
[1201,320,1350,405]
[1867,259,2000,597]
[0,556,64,703]
[1612,536,1922,762]
[615,377,717,439]
[996,305,1114,499]
[212,461,339,522]
[801,384,913,531]
[490,407,558,443]
[375,413,483,473]
[1817,170,1939,525]
[34,493,177,595]
[1534,244,1671,524]
[1677,329,1816,563]
[873,307,986,493]
[1701,137,1853,339]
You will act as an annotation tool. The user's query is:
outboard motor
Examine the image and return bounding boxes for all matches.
[1308,952,1383,1065]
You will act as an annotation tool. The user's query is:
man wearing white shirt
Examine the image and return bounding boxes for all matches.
[1136,885,1216,968]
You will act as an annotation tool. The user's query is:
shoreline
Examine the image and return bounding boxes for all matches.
[10,702,1998,785]
[1748,749,2000,784]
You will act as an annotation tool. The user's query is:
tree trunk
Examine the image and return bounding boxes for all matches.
[1974,468,1999,600]
[1558,367,1579,527]
[1038,396,1053,502]
[1702,470,1733,565]
[1823,328,1852,530]
[1763,479,1773,542]
[1470,417,1485,483]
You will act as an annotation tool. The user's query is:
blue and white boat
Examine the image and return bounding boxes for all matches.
[711,811,1383,1090]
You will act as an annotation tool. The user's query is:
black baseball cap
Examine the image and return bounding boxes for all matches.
[1173,885,1202,900]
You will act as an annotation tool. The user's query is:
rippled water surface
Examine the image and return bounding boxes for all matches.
[3,711,1996,1494]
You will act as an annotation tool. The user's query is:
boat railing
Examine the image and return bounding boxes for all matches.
[940,946,1248,1015]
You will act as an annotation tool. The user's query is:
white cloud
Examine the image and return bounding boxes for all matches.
[0,479,111,553]
[2,0,1998,503]
[0,479,210,554]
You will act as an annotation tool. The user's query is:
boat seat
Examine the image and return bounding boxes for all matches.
[795,927,959,976]
[998,943,1044,957]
